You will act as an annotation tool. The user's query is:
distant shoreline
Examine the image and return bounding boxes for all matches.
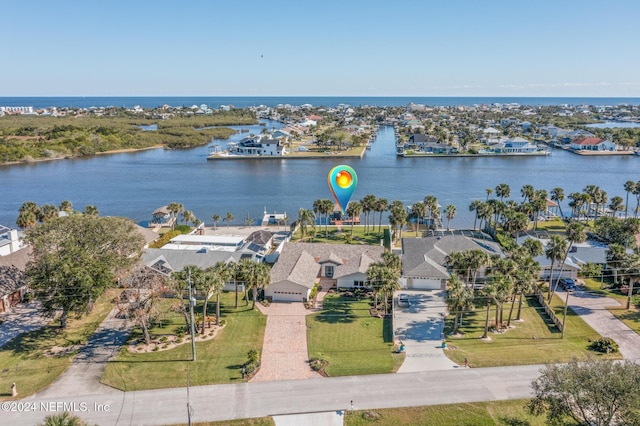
[0,145,164,167]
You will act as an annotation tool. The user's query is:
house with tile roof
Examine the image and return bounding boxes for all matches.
[570,137,616,151]
[266,242,384,302]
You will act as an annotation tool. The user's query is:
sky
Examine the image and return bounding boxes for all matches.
[3,0,640,97]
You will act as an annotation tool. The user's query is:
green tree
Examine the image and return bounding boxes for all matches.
[202,262,232,331]
[529,359,640,426]
[346,200,362,237]
[550,222,586,302]
[550,187,565,220]
[446,274,474,335]
[411,201,426,236]
[83,205,99,216]
[375,197,389,236]
[609,195,625,218]
[167,202,183,228]
[212,214,220,230]
[469,199,483,230]
[26,215,144,328]
[360,194,377,234]
[224,211,234,227]
[445,204,456,230]
[59,200,73,214]
[38,411,94,426]
[292,208,316,241]
[545,235,568,302]
[624,180,636,219]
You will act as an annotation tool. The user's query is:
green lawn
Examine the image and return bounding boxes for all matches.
[101,291,266,391]
[345,399,544,426]
[532,218,566,233]
[292,225,384,245]
[306,294,403,376]
[443,295,621,368]
[0,289,119,399]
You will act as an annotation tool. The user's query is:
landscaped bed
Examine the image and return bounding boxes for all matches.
[306,293,403,376]
[101,291,266,390]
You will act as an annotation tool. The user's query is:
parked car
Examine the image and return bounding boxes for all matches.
[559,278,576,292]
[398,293,410,307]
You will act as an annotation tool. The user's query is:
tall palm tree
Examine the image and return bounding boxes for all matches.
[550,187,565,220]
[375,197,389,237]
[320,199,334,237]
[445,204,456,231]
[520,185,534,204]
[424,195,439,229]
[550,222,586,302]
[346,200,363,237]
[360,194,377,233]
[293,208,315,241]
[212,214,220,230]
[411,201,426,236]
[224,211,234,227]
[182,210,195,226]
[201,262,230,332]
[623,180,636,219]
[37,204,59,223]
[389,200,407,243]
[446,274,474,335]
[609,196,625,218]
[633,180,640,218]
[240,261,270,310]
[469,200,483,230]
[545,235,568,302]
[481,279,499,339]
[495,183,511,201]
[59,200,73,214]
[83,205,99,216]
[16,210,37,229]
[485,188,493,201]
[167,202,183,228]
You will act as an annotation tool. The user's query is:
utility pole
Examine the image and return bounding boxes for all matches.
[561,288,570,339]
[188,270,197,361]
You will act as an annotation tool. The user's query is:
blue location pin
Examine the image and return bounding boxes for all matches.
[328,165,358,214]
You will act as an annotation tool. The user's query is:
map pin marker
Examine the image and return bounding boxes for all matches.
[328,165,358,214]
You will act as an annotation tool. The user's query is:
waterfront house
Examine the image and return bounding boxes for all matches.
[230,135,286,156]
[151,206,173,226]
[266,242,384,302]
[570,137,616,152]
[0,226,23,256]
[401,234,504,290]
[491,136,539,153]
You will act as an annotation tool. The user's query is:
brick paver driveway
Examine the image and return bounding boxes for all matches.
[251,302,321,382]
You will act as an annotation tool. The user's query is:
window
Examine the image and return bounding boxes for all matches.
[354,280,365,287]
[325,265,334,278]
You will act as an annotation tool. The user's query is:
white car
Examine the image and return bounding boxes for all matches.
[398,293,410,307]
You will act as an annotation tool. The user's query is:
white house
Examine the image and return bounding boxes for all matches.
[570,137,617,151]
[492,136,539,153]
[0,226,23,256]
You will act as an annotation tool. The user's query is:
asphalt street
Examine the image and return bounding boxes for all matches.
[5,365,539,425]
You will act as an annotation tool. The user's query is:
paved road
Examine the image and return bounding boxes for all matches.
[565,288,640,362]
[394,290,458,372]
[9,365,540,426]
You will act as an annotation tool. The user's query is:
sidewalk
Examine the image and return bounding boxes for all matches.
[565,288,640,362]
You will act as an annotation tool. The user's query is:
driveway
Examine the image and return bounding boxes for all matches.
[0,302,49,348]
[251,302,321,382]
[394,290,458,372]
[563,288,640,362]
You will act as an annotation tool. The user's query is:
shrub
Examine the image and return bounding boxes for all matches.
[174,224,191,233]
[309,357,327,372]
[22,292,34,302]
[589,337,619,353]
[175,326,187,338]
[159,336,168,342]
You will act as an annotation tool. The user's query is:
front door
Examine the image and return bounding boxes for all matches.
[325,265,334,278]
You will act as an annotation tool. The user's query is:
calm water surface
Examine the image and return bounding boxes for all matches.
[1,123,639,228]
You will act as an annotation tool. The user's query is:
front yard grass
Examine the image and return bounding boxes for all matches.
[444,295,621,368]
[307,294,402,376]
[292,225,384,246]
[101,291,266,391]
[0,289,119,399]
[345,399,543,426]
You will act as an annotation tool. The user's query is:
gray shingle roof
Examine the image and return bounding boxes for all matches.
[142,248,241,272]
[0,265,24,297]
[402,236,504,278]
[270,250,320,289]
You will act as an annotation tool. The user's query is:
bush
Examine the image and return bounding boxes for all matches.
[175,326,187,338]
[589,337,619,353]
[22,292,34,302]
[174,224,191,233]
[309,357,327,372]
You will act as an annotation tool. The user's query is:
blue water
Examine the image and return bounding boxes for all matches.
[2,96,640,109]
[586,121,640,129]
[1,121,639,230]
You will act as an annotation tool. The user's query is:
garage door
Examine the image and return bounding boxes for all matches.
[411,278,441,290]
[271,290,304,302]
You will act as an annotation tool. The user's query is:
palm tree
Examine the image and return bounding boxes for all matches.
[292,208,315,241]
[495,183,511,201]
[424,195,439,229]
[360,194,377,233]
[16,210,37,229]
[446,274,474,335]
[520,185,534,204]
[312,199,324,230]
[481,279,499,339]
[389,200,407,243]
[624,180,636,219]
[37,204,59,223]
[366,262,400,315]
[239,260,270,310]
[320,199,334,237]
[346,200,362,237]
[83,205,99,216]
[609,196,625,218]
[550,187,565,220]
[59,200,73,214]
[633,181,640,218]
[201,262,230,332]
[375,198,389,236]
[224,211,234,227]
[212,214,220,230]
[485,188,493,201]
[181,210,195,226]
[545,235,568,302]
[469,200,483,230]
[167,202,183,228]
[550,222,586,302]
[411,201,426,236]
[445,205,456,231]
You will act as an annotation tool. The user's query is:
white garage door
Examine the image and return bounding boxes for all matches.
[271,290,304,302]
[411,278,441,290]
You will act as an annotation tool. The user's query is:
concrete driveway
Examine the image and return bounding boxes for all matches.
[0,302,49,348]
[394,290,458,372]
